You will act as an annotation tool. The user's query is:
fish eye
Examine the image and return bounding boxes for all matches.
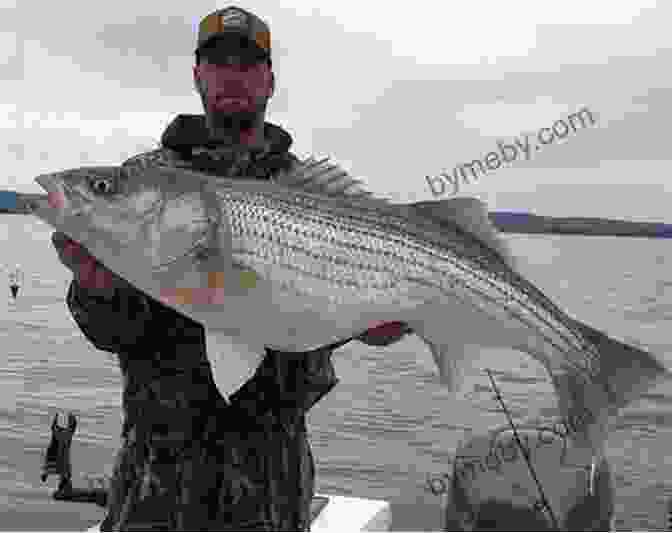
[89,177,116,195]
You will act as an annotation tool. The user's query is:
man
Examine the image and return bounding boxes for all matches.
[51,7,410,531]
[442,425,615,531]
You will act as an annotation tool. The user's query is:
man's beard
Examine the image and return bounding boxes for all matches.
[198,83,266,145]
[209,108,258,133]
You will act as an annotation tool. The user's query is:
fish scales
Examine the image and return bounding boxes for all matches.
[228,189,590,339]
[219,185,600,377]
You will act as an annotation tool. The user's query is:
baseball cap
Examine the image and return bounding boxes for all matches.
[196,7,271,61]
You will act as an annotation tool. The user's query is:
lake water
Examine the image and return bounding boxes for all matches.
[2,217,672,530]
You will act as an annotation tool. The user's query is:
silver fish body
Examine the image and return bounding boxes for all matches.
[32,161,671,452]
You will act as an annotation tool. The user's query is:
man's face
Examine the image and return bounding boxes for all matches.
[193,37,274,133]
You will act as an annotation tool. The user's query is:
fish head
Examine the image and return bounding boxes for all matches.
[34,166,216,284]
[35,165,161,233]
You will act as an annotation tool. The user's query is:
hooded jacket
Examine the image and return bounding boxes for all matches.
[66,115,339,531]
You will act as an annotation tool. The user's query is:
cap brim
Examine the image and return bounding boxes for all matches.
[196,33,269,59]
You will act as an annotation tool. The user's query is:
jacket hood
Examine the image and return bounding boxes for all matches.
[160,114,293,155]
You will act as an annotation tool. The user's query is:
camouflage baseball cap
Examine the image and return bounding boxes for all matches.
[196,6,271,59]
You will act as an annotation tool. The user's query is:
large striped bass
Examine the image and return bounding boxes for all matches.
[27,157,670,454]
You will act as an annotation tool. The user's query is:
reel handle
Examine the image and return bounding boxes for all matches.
[41,412,107,507]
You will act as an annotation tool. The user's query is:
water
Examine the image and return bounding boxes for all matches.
[2,217,672,530]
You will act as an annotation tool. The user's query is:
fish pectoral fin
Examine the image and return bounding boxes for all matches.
[411,197,519,272]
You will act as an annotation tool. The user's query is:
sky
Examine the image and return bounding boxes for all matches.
[2,0,671,220]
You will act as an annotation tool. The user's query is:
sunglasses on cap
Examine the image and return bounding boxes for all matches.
[197,35,270,66]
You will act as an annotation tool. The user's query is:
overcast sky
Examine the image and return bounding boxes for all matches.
[2,0,670,220]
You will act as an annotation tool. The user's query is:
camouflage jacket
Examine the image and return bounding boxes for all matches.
[66,115,339,531]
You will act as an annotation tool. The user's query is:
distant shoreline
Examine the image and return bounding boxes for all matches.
[488,212,672,239]
[2,205,671,239]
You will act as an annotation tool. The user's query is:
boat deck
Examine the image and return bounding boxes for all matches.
[84,493,395,532]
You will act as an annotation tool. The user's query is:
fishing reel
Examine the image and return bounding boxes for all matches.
[41,412,108,507]
[41,413,76,491]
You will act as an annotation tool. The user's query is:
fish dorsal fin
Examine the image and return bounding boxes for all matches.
[412,197,519,272]
[274,156,380,199]
[274,157,517,270]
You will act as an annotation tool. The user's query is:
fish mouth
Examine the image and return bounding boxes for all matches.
[35,173,92,217]
[35,173,74,213]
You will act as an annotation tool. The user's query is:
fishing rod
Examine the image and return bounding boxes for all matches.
[485,368,560,531]
[2,189,672,239]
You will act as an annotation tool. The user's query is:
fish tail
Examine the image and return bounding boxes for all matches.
[557,319,672,453]
[573,319,671,409]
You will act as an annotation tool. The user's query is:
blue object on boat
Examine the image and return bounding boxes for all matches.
[0,191,18,210]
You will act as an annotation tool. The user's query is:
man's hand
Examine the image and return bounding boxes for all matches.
[356,321,412,347]
[51,231,127,299]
